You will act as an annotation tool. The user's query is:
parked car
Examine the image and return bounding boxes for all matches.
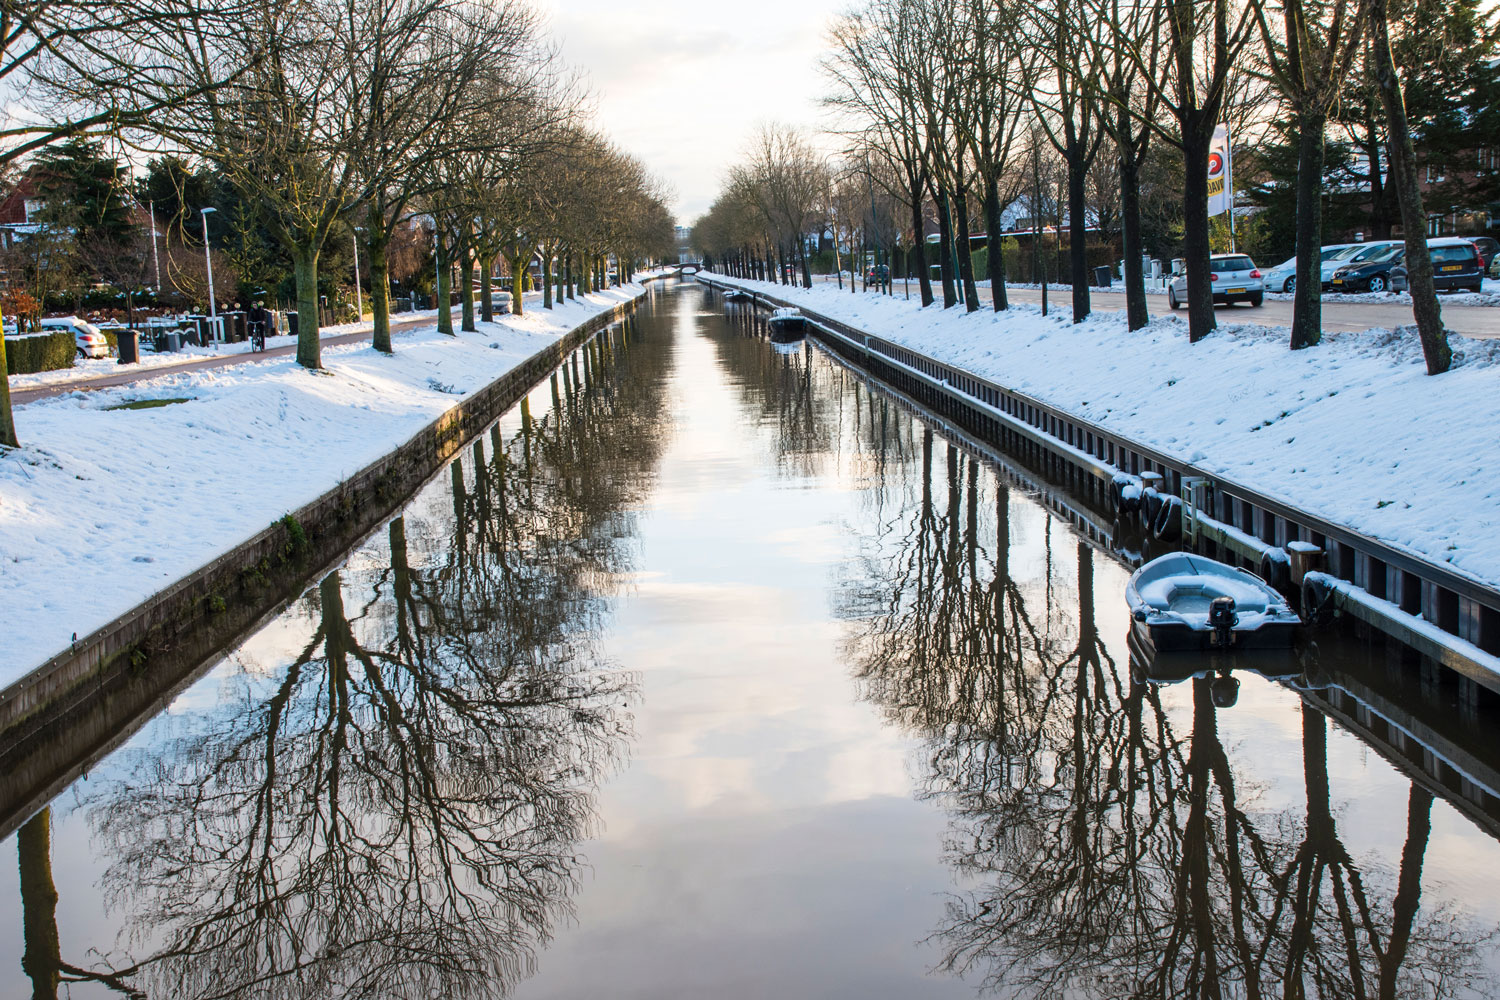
[1167,254,1264,309]
[1490,252,1500,279]
[1470,235,1499,271]
[1389,238,1486,294]
[1319,241,1403,289]
[38,316,110,358]
[1261,244,1366,293]
[864,264,889,284]
[1326,245,1407,293]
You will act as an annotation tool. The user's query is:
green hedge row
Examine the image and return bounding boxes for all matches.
[5,333,77,375]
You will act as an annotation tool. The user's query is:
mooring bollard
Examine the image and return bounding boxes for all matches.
[1286,540,1324,586]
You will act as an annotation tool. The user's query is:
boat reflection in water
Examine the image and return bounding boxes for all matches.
[827,375,1500,996]
[8,318,666,999]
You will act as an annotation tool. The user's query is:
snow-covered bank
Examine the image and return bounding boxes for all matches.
[0,284,649,685]
[708,273,1500,590]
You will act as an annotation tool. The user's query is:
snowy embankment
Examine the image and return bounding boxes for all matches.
[712,274,1500,590]
[0,285,648,686]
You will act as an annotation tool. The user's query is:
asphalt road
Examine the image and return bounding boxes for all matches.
[971,287,1500,339]
[11,312,438,405]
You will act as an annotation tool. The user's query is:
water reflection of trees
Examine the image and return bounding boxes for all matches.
[18,322,670,999]
[839,431,1498,998]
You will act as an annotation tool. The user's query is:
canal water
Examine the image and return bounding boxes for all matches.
[4,280,1500,998]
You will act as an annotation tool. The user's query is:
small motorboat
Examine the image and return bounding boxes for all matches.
[1126,552,1300,654]
[767,306,807,341]
[723,289,754,303]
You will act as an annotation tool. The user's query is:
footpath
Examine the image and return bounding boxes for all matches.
[0,284,653,685]
[709,274,1500,593]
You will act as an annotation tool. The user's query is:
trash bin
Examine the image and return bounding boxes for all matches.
[116,329,140,365]
[1094,266,1112,288]
[162,330,183,353]
[287,311,299,338]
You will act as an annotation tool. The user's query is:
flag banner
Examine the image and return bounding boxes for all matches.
[1207,124,1232,218]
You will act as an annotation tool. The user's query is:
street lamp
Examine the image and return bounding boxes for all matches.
[352,226,364,320]
[200,207,218,344]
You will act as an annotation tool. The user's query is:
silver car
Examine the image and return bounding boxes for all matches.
[1167,254,1264,309]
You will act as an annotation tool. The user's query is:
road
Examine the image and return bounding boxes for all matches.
[958,286,1499,339]
[804,274,1500,339]
[11,312,439,405]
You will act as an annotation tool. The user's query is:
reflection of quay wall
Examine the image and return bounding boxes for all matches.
[0,287,659,833]
[699,276,1500,693]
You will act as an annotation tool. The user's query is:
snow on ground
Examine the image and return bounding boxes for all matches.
[0,284,647,686]
[712,273,1500,591]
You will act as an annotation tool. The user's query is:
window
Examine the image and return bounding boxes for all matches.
[1480,148,1499,172]
[1426,163,1446,184]
[1430,245,1477,263]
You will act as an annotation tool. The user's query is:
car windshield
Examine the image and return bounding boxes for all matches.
[1327,246,1364,260]
[1347,244,1396,263]
[1214,256,1255,271]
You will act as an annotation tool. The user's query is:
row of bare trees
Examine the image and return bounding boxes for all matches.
[0,0,675,447]
[697,0,1456,377]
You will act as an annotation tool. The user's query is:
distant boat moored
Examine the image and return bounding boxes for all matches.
[1126,552,1300,654]
[767,306,806,340]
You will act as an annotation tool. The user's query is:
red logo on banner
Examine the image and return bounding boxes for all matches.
[1208,152,1225,177]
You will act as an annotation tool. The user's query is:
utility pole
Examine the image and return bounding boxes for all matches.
[200,207,218,344]
[352,227,364,320]
[148,201,161,290]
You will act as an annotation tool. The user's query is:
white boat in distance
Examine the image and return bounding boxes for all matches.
[1126,552,1301,653]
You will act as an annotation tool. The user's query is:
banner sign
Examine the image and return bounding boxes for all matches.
[1207,124,1232,218]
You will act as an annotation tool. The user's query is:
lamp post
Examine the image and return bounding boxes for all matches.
[352,226,364,320]
[200,207,218,344]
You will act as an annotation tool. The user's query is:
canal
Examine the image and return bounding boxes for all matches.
[4,280,1500,998]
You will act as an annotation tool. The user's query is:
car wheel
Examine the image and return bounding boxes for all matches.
[1368,275,1387,292]
[1249,292,1264,307]
[1283,277,1296,293]
[1168,287,1180,310]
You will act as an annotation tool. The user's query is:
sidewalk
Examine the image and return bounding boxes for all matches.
[709,272,1500,591]
[9,302,511,403]
[0,284,650,684]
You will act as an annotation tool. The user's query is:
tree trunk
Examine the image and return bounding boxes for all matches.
[910,186,934,307]
[1290,107,1327,350]
[936,184,958,308]
[369,232,393,353]
[1067,152,1091,323]
[480,253,494,323]
[435,228,453,336]
[19,808,61,1000]
[292,244,322,366]
[1370,0,1450,374]
[1181,138,1216,342]
[0,319,18,448]
[509,254,525,316]
[1120,151,1149,331]
[460,235,476,333]
[984,174,1008,312]
[1378,784,1435,999]
[542,251,553,309]
[799,239,812,289]
[956,188,980,313]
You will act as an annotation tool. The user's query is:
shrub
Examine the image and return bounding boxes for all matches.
[5,332,76,375]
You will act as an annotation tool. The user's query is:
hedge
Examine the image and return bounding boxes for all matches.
[5,332,77,375]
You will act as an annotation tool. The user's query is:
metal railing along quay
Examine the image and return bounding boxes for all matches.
[699,274,1500,701]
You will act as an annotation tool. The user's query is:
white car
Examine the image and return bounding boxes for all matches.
[1167,254,1264,309]
[39,316,111,358]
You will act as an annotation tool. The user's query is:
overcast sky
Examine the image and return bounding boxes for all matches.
[541,0,849,226]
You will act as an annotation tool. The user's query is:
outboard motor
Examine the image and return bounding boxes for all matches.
[1208,596,1238,648]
